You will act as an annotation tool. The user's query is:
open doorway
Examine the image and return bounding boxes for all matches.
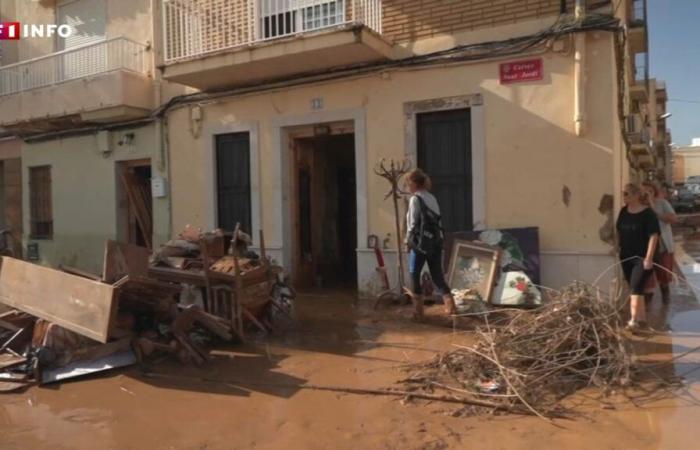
[291,131,357,290]
[117,159,153,249]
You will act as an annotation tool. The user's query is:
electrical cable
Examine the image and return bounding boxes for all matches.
[21,14,622,143]
[668,99,700,104]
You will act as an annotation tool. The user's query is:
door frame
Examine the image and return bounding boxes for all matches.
[272,108,367,275]
[204,121,261,245]
[288,127,356,287]
[403,94,486,230]
[116,158,152,248]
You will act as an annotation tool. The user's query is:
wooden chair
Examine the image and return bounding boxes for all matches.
[201,231,244,341]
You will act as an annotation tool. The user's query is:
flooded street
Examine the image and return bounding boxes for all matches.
[2,279,700,449]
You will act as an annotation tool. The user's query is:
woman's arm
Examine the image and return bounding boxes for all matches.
[643,234,659,269]
[405,196,419,243]
[658,212,677,224]
[658,200,678,224]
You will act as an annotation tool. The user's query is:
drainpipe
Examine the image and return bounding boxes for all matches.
[574,0,586,137]
[152,0,172,244]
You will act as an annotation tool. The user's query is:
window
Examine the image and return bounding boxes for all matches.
[260,0,343,39]
[417,109,473,232]
[215,133,252,233]
[29,166,53,239]
[302,1,341,31]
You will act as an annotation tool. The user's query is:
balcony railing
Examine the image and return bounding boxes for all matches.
[631,0,646,26]
[0,37,151,97]
[163,0,383,63]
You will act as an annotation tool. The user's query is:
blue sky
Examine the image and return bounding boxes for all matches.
[648,0,700,146]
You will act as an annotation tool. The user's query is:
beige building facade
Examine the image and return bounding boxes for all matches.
[0,0,669,294]
[673,143,700,185]
[0,0,180,273]
[161,0,637,294]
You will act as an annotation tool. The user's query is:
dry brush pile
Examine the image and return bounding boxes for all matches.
[404,284,637,418]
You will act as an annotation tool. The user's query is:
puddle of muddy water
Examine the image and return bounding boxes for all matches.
[2,289,700,449]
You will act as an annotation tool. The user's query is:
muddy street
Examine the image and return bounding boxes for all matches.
[0,280,699,450]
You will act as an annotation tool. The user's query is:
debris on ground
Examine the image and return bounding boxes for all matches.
[0,224,294,391]
[402,283,635,418]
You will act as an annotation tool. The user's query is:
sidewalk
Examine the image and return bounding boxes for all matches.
[675,239,700,302]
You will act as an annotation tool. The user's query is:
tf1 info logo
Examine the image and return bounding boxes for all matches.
[0,22,73,40]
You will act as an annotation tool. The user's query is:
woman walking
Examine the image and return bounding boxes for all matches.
[616,183,660,330]
[404,169,456,318]
[642,181,677,304]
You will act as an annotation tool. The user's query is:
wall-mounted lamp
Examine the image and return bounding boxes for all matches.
[659,113,672,120]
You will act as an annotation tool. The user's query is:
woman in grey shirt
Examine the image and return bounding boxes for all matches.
[642,181,677,304]
[405,169,457,318]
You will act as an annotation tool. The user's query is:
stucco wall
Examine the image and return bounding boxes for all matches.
[675,150,700,183]
[0,0,153,66]
[166,31,620,292]
[21,124,169,273]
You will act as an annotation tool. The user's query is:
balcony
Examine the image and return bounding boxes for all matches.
[0,37,154,132]
[628,0,647,54]
[626,113,653,158]
[161,0,395,91]
[656,80,668,101]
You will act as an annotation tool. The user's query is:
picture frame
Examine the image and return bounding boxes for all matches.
[447,240,501,304]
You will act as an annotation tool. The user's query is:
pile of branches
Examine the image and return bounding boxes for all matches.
[404,284,634,418]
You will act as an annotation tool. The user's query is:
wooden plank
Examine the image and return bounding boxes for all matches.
[0,352,25,369]
[149,266,207,287]
[0,257,116,343]
[119,171,153,249]
[59,265,101,281]
[102,240,150,284]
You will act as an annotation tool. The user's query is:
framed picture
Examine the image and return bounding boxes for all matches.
[447,240,501,304]
[444,227,540,285]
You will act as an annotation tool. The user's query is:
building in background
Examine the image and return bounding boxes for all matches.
[673,139,700,185]
[0,0,675,293]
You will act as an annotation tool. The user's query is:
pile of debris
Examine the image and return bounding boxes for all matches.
[0,225,294,391]
[403,284,634,418]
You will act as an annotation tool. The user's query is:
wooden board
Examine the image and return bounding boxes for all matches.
[0,257,116,343]
[0,352,25,369]
[102,240,150,283]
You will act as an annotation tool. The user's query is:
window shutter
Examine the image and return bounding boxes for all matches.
[58,0,107,79]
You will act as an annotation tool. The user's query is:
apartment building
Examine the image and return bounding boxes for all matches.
[0,0,182,272]
[0,0,668,294]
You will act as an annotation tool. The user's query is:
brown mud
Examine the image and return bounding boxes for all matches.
[1,284,700,449]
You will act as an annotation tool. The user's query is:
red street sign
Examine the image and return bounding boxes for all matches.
[499,58,543,84]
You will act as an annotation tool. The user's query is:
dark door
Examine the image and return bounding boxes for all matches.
[216,133,251,232]
[417,108,472,232]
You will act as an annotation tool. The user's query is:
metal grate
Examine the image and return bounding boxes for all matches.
[0,37,151,96]
[163,0,383,63]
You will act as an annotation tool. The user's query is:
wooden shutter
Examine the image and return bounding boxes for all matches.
[417,108,473,232]
[29,166,53,239]
[216,133,252,233]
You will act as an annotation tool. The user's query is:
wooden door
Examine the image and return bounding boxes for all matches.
[417,108,473,232]
[292,138,315,288]
[118,159,153,250]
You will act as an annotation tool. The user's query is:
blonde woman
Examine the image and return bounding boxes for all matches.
[616,183,660,330]
[405,168,457,318]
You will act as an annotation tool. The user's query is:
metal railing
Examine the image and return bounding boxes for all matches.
[163,0,383,63]
[0,37,151,96]
[631,0,646,25]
